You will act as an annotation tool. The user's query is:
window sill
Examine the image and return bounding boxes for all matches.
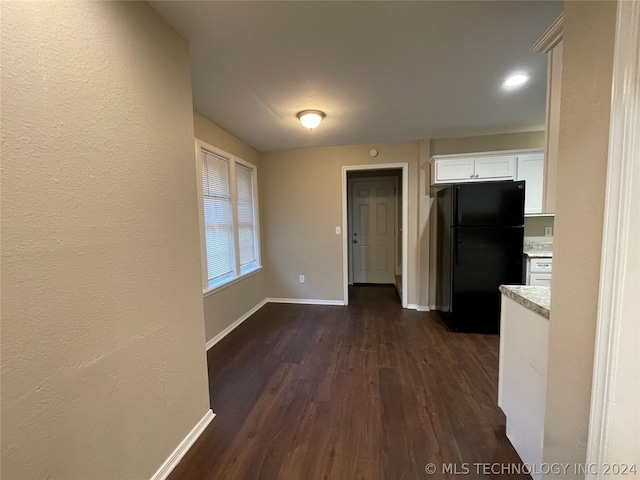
[203,266,263,298]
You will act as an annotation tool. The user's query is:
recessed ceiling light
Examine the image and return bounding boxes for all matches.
[503,73,529,89]
[297,110,325,129]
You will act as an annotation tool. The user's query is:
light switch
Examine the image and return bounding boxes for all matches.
[335,226,341,235]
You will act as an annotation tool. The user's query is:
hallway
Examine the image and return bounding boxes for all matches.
[169,286,528,479]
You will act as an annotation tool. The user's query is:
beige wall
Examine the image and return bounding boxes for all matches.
[524,216,555,237]
[430,131,545,156]
[542,1,617,475]
[1,3,210,479]
[194,111,260,164]
[419,139,433,308]
[260,142,420,304]
[193,112,267,342]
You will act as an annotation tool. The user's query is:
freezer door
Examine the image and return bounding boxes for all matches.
[455,181,525,227]
[450,226,525,332]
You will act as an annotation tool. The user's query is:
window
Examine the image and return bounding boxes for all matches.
[196,140,261,292]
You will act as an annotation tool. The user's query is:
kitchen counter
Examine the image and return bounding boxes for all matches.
[499,285,550,319]
[498,285,550,478]
[523,239,553,259]
[524,250,553,258]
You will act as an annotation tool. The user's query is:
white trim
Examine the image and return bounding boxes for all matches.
[407,304,430,312]
[586,0,640,475]
[341,163,409,309]
[267,298,345,306]
[203,266,263,298]
[429,148,542,163]
[531,13,564,53]
[150,409,215,480]
[195,138,262,294]
[205,298,268,350]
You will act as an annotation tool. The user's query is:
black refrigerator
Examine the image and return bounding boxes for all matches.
[435,180,525,333]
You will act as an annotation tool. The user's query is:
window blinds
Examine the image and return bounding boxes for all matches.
[236,164,257,266]
[202,149,234,282]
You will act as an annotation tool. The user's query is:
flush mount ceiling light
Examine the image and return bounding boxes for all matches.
[297,110,325,129]
[503,73,530,90]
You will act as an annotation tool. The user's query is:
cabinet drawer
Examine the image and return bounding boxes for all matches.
[529,273,552,286]
[530,258,553,273]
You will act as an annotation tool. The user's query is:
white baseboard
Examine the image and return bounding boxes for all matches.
[407,304,431,311]
[150,409,215,480]
[267,298,345,306]
[205,298,268,351]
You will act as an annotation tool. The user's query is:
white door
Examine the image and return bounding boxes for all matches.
[351,179,396,284]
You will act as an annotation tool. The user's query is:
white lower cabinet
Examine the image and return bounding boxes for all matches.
[529,273,551,286]
[527,257,553,286]
[498,296,549,480]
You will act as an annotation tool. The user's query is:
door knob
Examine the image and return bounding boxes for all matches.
[353,239,358,244]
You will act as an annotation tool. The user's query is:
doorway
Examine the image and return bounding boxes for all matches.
[341,163,408,308]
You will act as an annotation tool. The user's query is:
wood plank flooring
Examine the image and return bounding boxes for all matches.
[169,286,530,480]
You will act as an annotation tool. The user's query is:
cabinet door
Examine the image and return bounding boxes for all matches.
[435,158,475,183]
[474,155,516,180]
[516,153,545,214]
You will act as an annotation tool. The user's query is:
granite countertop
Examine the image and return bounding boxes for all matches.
[499,285,550,319]
[523,240,553,259]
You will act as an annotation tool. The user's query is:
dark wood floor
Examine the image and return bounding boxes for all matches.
[169,286,529,480]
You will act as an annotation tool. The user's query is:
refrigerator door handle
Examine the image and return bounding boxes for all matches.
[454,230,462,266]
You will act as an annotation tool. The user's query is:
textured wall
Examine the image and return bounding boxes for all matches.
[542,1,617,475]
[193,112,268,342]
[524,216,555,237]
[1,3,210,478]
[260,142,420,304]
[430,131,545,156]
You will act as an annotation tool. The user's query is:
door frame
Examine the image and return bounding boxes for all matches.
[347,176,399,285]
[586,0,640,472]
[341,163,408,308]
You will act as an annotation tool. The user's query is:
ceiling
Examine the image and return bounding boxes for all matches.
[150,1,562,152]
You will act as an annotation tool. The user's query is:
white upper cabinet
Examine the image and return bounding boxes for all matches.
[431,150,546,216]
[516,153,545,214]
[431,153,516,184]
[474,155,516,180]
[434,157,475,182]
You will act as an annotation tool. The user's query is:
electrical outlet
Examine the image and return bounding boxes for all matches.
[335,226,341,235]
[545,226,553,237]
[299,275,305,284]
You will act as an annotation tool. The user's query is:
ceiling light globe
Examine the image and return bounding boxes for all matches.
[503,73,529,89]
[297,110,325,129]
